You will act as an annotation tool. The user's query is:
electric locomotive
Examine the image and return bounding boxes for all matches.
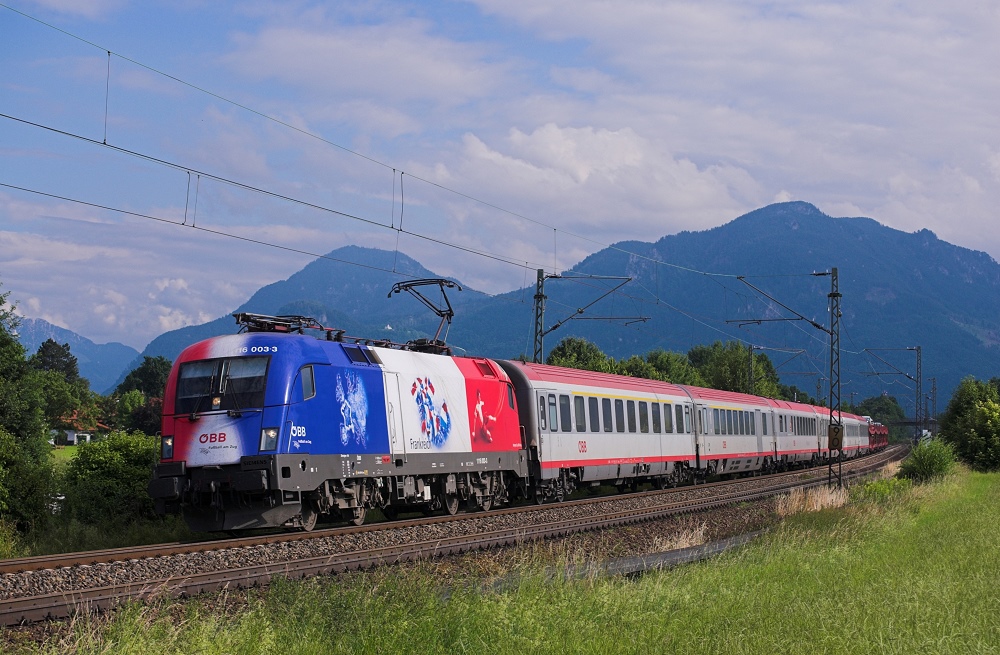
[148,314,529,531]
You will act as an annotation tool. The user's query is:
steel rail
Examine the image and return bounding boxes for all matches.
[1,446,902,626]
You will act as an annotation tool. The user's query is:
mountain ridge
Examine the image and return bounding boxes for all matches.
[70,203,1000,404]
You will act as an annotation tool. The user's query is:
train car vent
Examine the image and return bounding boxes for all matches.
[475,360,495,377]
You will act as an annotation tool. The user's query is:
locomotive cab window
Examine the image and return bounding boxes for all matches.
[300,365,315,400]
[176,356,269,415]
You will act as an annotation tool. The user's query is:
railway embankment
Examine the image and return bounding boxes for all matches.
[6,458,996,653]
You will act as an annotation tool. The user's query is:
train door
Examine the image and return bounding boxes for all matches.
[384,372,406,462]
[755,409,763,456]
[535,389,558,479]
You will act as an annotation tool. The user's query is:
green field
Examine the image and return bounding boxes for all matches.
[49,445,77,469]
[7,469,999,654]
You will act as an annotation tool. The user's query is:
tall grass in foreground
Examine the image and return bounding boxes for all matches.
[8,469,1000,655]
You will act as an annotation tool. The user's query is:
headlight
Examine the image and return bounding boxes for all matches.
[260,427,279,451]
[161,436,174,460]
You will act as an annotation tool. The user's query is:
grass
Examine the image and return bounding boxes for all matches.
[6,468,1000,654]
[49,444,77,469]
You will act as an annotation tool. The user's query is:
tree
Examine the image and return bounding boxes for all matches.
[645,350,706,386]
[855,394,907,442]
[546,337,613,372]
[0,284,54,531]
[116,356,172,398]
[29,339,79,383]
[688,341,781,397]
[939,376,1000,470]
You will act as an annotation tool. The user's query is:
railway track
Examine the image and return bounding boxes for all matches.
[0,446,903,626]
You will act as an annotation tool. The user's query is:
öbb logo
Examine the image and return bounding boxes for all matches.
[199,432,227,443]
[290,425,307,437]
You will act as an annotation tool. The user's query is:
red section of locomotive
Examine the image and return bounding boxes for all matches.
[453,357,523,452]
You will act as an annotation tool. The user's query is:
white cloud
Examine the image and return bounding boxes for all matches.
[222,21,509,105]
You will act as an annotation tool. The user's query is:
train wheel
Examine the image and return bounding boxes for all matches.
[299,504,318,532]
[382,505,399,521]
[342,506,366,526]
[444,493,460,515]
[480,495,493,512]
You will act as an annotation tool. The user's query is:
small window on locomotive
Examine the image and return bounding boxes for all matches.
[475,360,495,377]
[300,365,316,400]
[663,403,673,433]
[627,400,637,433]
[343,345,370,365]
[652,402,661,433]
[559,395,572,433]
[548,395,558,432]
[574,396,587,432]
[602,398,613,432]
[615,399,625,433]
[675,404,684,434]
[588,397,600,433]
[507,384,515,410]
[538,396,546,430]
[638,401,649,433]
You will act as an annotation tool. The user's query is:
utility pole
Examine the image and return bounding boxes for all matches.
[929,377,937,433]
[828,267,843,488]
[532,269,547,363]
[531,270,646,364]
[748,344,755,395]
[915,346,922,440]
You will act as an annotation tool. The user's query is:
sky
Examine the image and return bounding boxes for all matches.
[1,0,999,351]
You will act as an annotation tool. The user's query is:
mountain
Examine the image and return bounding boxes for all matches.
[134,203,1000,408]
[16,318,139,394]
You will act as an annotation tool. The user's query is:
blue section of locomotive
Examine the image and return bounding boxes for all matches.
[149,331,392,531]
[271,337,391,457]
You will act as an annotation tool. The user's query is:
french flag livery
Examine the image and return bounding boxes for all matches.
[149,314,883,532]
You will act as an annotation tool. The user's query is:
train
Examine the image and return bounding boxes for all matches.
[147,313,886,531]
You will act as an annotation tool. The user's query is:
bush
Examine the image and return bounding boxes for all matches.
[939,377,1000,470]
[899,439,956,483]
[852,477,913,504]
[60,430,159,525]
